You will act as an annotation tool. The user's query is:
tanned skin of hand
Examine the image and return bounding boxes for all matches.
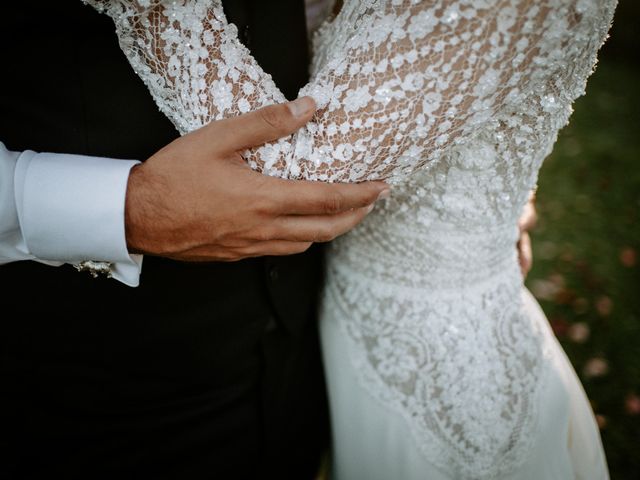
[517,191,538,277]
[125,97,390,262]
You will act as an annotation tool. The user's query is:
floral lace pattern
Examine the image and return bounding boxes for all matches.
[323,151,550,477]
[324,252,545,477]
[85,0,617,477]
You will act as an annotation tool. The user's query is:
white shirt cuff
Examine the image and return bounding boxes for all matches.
[15,151,143,286]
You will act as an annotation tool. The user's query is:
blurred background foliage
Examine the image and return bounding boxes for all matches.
[526,0,640,477]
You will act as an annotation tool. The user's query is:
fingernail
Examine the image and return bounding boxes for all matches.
[288,97,315,118]
[366,203,375,214]
[377,189,391,201]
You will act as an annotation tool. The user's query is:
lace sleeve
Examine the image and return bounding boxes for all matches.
[85,0,586,183]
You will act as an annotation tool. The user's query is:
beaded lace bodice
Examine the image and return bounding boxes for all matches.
[86,0,616,477]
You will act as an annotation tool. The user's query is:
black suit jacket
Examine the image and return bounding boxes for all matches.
[0,1,328,478]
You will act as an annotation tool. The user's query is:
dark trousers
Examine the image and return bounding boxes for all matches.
[1,254,328,479]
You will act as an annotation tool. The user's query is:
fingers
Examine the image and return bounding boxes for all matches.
[243,241,314,257]
[267,178,390,215]
[213,97,317,153]
[518,231,533,277]
[518,198,538,232]
[169,241,313,262]
[268,205,375,243]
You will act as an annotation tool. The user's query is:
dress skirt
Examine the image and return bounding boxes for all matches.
[319,288,609,479]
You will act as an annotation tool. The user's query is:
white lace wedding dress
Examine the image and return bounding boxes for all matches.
[86,0,616,477]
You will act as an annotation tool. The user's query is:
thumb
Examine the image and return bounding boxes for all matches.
[214,97,317,153]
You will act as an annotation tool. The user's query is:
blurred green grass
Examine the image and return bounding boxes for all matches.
[526,56,640,478]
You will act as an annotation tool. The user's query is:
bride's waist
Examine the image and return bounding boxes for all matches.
[327,223,521,291]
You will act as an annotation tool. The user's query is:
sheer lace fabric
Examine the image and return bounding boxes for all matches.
[84,0,607,184]
[85,0,617,477]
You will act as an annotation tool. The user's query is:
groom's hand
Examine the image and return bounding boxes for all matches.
[124,97,389,261]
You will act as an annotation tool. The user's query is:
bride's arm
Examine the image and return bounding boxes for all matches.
[86,0,580,183]
[83,0,287,131]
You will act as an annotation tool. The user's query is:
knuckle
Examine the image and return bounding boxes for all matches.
[253,204,271,217]
[251,190,278,215]
[254,226,275,242]
[322,192,345,214]
[263,196,285,216]
[259,106,290,133]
